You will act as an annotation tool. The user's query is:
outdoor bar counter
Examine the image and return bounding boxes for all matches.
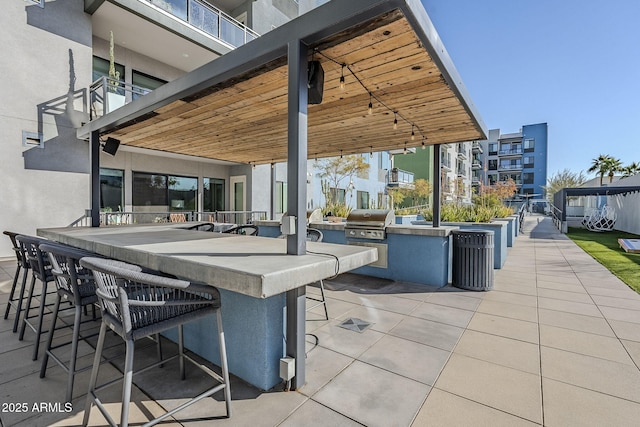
[37,223,377,390]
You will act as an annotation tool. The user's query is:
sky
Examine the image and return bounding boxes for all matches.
[420,0,640,178]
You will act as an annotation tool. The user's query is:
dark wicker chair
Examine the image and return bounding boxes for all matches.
[16,235,57,360]
[305,228,328,320]
[38,243,102,402]
[222,224,259,235]
[3,231,31,333]
[79,257,231,427]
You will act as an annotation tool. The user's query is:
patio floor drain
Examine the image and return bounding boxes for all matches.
[338,318,372,333]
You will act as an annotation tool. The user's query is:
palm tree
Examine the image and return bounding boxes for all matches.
[588,154,610,186]
[621,161,640,178]
[603,157,622,183]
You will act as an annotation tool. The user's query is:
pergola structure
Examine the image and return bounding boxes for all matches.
[554,186,640,232]
[78,0,487,388]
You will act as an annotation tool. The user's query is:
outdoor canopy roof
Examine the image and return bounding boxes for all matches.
[78,0,487,165]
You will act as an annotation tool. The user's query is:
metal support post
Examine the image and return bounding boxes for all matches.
[433,144,441,228]
[285,39,309,390]
[90,130,100,227]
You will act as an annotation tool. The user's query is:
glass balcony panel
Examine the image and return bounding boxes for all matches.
[190,0,220,37]
[221,16,245,47]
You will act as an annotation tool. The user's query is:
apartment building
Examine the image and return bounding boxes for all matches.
[473,123,549,197]
[3,0,392,257]
[392,141,474,207]
[392,123,548,207]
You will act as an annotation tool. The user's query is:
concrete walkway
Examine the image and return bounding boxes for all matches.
[1,215,639,426]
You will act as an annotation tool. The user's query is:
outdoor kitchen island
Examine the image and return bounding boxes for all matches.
[37,223,377,391]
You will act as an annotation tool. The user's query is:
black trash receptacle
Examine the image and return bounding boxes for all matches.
[451,229,494,291]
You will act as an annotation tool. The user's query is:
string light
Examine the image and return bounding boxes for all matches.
[370,146,373,158]
[403,141,407,154]
[340,150,343,159]
[316,50,428,143]
[421,136,426,149]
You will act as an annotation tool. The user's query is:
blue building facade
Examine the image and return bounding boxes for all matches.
[473,122,548,197]
[521,123,548,196]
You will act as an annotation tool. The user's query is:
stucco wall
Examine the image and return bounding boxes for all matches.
[0,0,93,257]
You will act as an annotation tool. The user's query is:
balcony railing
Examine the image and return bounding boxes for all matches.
[471,160,482,169]
[388,168,414,187]
[498,163,523,171]
[498,148,523,156]
[472,141,483,153]
[90,76,153,119]
[70,210,267,227]
[456,145,467,159]
[143,0,259,48]
[441,158,452,170]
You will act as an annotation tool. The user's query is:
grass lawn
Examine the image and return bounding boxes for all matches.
[567,227,640,293]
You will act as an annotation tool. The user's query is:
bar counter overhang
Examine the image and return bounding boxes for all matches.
[38,223,377,390]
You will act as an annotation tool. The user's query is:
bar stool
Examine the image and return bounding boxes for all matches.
[16,235,57,360]
[38,243,101,403]
[3,231,31,333]
[79,257,231,427]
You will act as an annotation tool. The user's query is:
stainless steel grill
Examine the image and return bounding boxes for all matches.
[344,209,395,240]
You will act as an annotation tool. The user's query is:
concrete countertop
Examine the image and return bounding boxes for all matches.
[37,223,377,299]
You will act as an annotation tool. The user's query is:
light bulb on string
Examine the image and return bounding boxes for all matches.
[421,136,426,150]
[393,112,398,130]
[411,124,415,141]
[339,64,345,91]
[403,141,407,154]
[368,93,373,115]
[370,146,373,158]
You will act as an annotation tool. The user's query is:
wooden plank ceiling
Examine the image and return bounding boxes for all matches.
[105,10,484,165]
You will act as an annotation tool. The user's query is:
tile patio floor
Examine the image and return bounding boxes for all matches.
[1,215,639,426]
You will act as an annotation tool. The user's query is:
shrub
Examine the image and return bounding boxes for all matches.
[420,203,514,223]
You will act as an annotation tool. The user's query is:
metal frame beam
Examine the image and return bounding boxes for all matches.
[285,39,308,390]
[90,130,101,227]
[432,144,441,227]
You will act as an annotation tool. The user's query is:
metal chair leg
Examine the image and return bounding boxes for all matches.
[319,280,328,320]
[120,339,135,427]
[179,325,185,380]
[217,310,232,418]
[40,294,62,378]
[31,281,50,360]
[83,321,108,427]
[3,264,21,319]
[65,304,84,402]
[12,268,30,333]
[19,275,37,340]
